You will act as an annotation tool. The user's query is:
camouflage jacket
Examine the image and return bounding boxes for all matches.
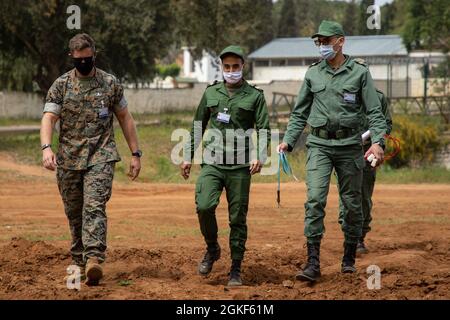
[44,68,127,170]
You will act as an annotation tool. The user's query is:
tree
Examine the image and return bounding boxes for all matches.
[342,0,358,36]
[0,0,173,93]
[401,0,450,52]
[171,0,274,58]
[277,0,298,37]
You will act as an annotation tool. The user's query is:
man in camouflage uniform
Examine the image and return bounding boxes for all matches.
[278,21,387,282]
[338,88,393,254]
[40,33,142,285]
[180,45,270,286]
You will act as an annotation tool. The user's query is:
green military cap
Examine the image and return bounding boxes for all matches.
[311,20,345,38]
[219,45,245,61]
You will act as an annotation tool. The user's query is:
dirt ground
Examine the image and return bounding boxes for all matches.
[0,153,449,300]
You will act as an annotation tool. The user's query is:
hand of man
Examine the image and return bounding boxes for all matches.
[249,159,262,175]
[180,161,192,180]
[277,142,289,154]
[128,156,141,181]
[364,143,384,167]
[42,148,57,171]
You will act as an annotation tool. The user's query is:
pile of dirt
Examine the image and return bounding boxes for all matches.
[0,172,449,299]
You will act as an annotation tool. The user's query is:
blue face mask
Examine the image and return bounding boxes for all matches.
[223,70,243,84]
[319,45,337,60]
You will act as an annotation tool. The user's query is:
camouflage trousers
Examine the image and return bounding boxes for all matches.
[57,162,115,266]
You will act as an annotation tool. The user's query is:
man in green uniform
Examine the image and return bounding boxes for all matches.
[338,88,393,254]
[40,33,142,286]
[278,21,387,282]
[180,45,270,286]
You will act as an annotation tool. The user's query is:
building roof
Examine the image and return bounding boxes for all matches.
[248,35,407,60]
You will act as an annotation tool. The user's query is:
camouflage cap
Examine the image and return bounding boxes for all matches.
[311,20,345,38]
[219,45,245,61]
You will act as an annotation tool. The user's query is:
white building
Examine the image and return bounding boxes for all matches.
[248,35,448,96]
[182,47,222,83]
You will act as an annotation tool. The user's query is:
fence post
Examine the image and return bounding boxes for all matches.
[423,59,429,114]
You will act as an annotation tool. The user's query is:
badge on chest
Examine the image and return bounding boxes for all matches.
[343,93,357,104]
[217,107,231,123]
[98,100,110,119]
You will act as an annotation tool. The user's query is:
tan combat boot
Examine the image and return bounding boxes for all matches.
[85,257,103,286]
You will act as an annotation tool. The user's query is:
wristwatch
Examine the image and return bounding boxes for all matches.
[132,150,142,158]
[41,144,52,151]
[377,139,386,150]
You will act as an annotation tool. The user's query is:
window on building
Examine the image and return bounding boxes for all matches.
[287,59,303,66]
[255,60,270,67]
[271,59,287,66]
[304,58,319,66]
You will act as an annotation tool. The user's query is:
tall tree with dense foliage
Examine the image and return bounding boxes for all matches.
[172,0,274,58]
[0,0,173,93]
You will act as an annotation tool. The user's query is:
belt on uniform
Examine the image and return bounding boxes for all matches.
[311,127,356,140]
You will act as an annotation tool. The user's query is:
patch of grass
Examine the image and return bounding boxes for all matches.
[118,280,132,287]
[1,113,449,184]
[0,131,59,165]
[0,118,41,126]
[376,165,450,184]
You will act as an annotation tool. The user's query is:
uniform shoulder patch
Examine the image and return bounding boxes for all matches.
[207,80,220,88]
[353,58,367,66]
[308,60,322,68]
[250,84,264,92]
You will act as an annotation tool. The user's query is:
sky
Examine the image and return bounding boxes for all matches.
[374,0,394,5]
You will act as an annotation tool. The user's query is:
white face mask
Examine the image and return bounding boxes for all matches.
[319,45,337,60]
[223,70,243,84]
[318,38,342,60]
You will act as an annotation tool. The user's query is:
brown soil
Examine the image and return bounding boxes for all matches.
[0,156,449,300]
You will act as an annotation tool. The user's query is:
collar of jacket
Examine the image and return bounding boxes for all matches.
[319,54,355,74]
[68,67,102,92]
[216,79,251,97]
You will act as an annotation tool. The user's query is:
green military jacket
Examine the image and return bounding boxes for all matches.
[44,68,127,170]
[361,89,393,142]
[187,80,270,169]
[283,56,387,149]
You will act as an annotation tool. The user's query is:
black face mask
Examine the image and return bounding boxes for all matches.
[73,56,95,76]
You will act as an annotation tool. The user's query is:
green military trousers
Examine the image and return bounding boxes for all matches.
[195,164,251,261]
[338,144,376,239]
[57,162,115,266]
[305,143,364,244]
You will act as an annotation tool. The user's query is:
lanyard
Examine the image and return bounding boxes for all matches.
[277,152,298,207]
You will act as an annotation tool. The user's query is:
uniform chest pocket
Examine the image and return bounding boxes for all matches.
[342,85,359,105]
[234,102,255,125]
[61,94,82,122]
[311,83,326,96]
[90,91,114,121]
[206,99,220,116]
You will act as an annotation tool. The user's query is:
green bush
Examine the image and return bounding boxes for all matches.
[388,115,444,168]
[155,63,181,79]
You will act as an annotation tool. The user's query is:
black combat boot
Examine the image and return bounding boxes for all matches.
[296,243,321,282]
[341,242,358,273]
[198,243,221,276]
[356,237,369,255]
[227,259,242,286]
